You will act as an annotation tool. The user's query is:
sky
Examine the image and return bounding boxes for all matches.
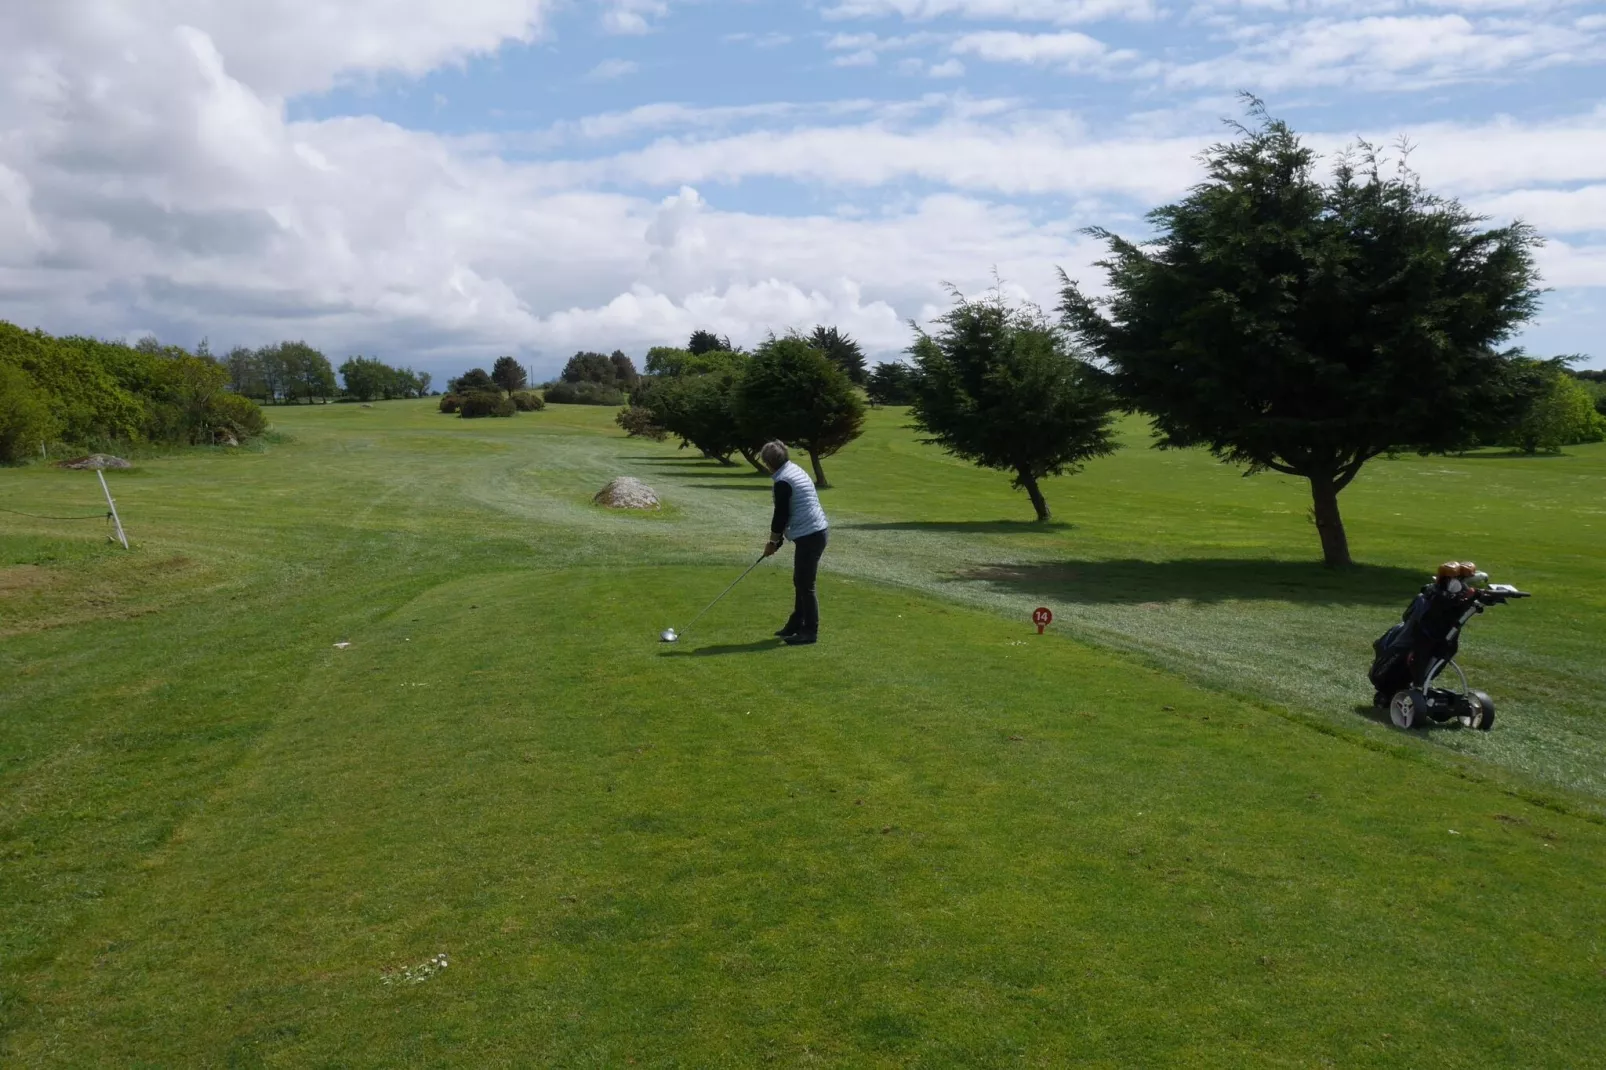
[1,1,1603,385]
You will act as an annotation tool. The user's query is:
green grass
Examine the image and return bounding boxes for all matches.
[3,398,1604,1066]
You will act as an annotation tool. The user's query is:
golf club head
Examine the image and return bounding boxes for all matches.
[660,628,679,643]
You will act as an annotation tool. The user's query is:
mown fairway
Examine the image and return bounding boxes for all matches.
[3,400,1604,1066]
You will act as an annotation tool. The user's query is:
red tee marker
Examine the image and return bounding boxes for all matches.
[1033,607,1053,634]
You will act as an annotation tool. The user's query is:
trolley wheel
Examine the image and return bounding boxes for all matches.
[1463,690,1496,731]
[1389,689,1424,730]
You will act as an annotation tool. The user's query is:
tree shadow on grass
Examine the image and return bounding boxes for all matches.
[1448,450,1569,460]
[843,520,1075,535]
[949,558,1424,606]
[659,639,783,657]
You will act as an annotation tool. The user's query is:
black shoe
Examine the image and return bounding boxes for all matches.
[775,614,802,638]
[783,632,817,646]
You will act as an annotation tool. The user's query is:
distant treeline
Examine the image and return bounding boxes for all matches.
[0,320,266,463]
[221,345,432,404]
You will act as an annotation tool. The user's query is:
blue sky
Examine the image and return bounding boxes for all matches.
[2,1,1603,382]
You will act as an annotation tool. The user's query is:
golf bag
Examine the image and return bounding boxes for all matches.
[1368,562,1529,731]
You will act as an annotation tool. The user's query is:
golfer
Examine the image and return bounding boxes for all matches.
[760,440,828,645]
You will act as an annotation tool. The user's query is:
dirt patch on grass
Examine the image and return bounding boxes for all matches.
[0,564,62,595]
[0,554,208,638]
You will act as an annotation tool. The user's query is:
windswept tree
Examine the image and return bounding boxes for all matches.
[1059,99,1543,565]
[908,292,1119,522]
[492,355,528,395]
[687,330,733,355]
[808,325,867,385]
[735,334,864,487]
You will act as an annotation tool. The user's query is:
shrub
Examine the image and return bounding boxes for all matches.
[0,362,62,463]
[206,390,267,440]
[615,405,667,440]
[511,391,545,412]
[459,391,515,418]
[544,380,625,406]
[439,393,464,414]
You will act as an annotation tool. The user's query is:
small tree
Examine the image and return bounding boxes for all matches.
[492,355,527,395]
[340,356,389,401]
[450,368,497,394]
[908,292,1119,522]
[1060,100,1543,565]
[640,356,758,465]
[808,325,868,385]
[867,361,918,407]
[735,335,865,487]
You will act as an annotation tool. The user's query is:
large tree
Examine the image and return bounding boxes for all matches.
[492,355,528,395]
[908,292,1119,522]
[807,325,867,385]
[561,351,616,385]
[1059,101,1543,565]
[735,334,865,487]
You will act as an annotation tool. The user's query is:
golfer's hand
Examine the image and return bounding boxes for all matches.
[763,539,781,557]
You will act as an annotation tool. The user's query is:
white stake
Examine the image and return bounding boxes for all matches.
[97,469,129,549]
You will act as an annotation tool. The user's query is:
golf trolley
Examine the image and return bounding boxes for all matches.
[1368,562,1531,732]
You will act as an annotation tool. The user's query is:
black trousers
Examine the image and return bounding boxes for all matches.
[790,529,828,632]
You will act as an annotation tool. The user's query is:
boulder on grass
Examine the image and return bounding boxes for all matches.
[593,477,660,510]
[58,454,131,470]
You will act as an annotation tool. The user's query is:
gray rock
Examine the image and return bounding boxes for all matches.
[593,476,660,510]
[58,454,132,470]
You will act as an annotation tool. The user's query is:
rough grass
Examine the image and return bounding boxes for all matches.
[2,397,1604,1066]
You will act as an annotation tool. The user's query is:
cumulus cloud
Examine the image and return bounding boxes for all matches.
[1159,13,1606,90]
[823,0,1156,23]
[1,0,1603,380]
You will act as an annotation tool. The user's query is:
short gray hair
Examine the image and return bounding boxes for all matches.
[760,440,789,470]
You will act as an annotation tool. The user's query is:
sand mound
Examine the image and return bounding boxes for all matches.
[58,454,131,470]
[593,477,660,510]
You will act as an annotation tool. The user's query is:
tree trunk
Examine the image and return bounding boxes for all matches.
[738,447,768,475]
[1019,469,1050,522]
[808,450,829,488]
[1310,478,1352,567]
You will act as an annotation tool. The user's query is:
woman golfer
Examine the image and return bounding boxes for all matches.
[760,440,828,645]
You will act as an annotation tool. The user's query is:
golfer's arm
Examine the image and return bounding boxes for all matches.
[770,481,791,541]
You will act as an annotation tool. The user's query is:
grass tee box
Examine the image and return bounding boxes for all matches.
[9,568,1606,1067]
[3,397,1605,1066]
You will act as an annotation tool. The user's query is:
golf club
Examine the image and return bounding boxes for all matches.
[661,553,768,643]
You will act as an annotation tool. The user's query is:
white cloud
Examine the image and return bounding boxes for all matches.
[951,30,1137,70]
[928,58,967,76]
[824,0,1156,24]
[587,58,640,79]
[601,0,669,35]
[1,1,553,100]
[2,1,1603,380]
[834,50,881,67]
[1160,14,1605,90]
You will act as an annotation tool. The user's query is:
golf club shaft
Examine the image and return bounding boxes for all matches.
[681,554,767,636]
